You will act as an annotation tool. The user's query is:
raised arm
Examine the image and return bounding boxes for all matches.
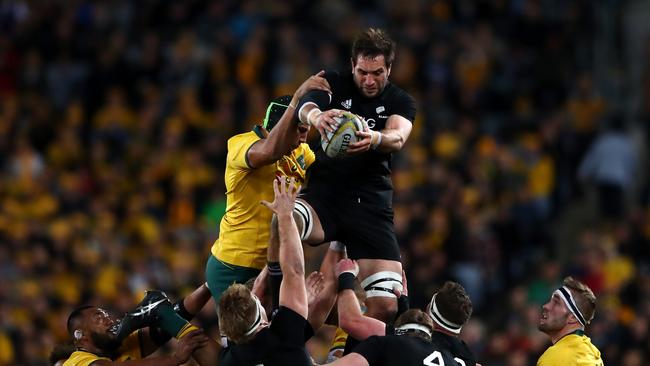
[247,72,330,168]
[261,178,308,318]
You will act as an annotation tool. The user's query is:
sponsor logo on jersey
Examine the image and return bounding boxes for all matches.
[378,115,388,119]
[341,99,352,109]
[376,106,385,114]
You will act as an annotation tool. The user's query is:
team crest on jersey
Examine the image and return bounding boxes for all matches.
[341,99,352,109]
[376,106,385,114]
[297,155,306,169]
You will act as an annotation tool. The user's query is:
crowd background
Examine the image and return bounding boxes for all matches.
[0,0,649,365]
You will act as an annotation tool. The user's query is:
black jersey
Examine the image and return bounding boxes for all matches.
[352,333,476,366]
[219,306,314,366]
[301,70,416,206]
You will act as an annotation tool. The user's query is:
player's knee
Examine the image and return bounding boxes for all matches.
[291,210,305,236]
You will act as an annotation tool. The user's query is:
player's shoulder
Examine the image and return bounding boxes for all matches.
[384,82,415,103]
[228,130,259,143]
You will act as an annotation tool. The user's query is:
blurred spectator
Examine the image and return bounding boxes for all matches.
[579,115,638,221]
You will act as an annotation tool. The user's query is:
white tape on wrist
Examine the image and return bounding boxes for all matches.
[306,108,321,126]
[371,131,382,150]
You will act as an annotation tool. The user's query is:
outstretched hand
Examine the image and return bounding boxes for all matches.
[261,177,300,217]
[312,109,345,141]
[293,70,331,103]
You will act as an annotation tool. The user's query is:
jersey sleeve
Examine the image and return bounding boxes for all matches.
[350,335,383,364]
[227,133,261,170]
[389,88,416,123]
[270,306,310,346]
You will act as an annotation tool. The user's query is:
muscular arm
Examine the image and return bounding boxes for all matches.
[375,114,412,153]
[337,289,386,340]
[307,246,345,331]
[277,209,308,318]
[246,104,300,168]
[247,72,330,168]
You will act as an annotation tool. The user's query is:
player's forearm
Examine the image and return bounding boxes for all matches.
[374,128,405,153]
[277,212,305,278]
[337,290,384,340]
[263,105,300,159]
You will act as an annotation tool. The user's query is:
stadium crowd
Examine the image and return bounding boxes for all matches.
[0,0,648,365]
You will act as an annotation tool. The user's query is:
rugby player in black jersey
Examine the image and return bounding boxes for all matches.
[325,309,474,366]
[217,177,332,366]
[332,259,478,365]
[271,27,416,329]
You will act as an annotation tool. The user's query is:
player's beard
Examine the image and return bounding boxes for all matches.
[537,312,568,333]
[90,331,122,354]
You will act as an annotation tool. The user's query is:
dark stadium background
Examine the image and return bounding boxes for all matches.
[1,1,649,365]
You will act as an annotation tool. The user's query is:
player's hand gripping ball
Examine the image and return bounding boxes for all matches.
[321,112,365,158]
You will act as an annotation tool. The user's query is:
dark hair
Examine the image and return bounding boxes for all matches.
[263,95,292,131]
[49,343,75,365]
[435,281,473,326]
[394,309,434,340]
[563,277,597,324]
[66,305,94,336]
[351,28,396,68]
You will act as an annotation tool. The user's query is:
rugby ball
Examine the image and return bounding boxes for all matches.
[321,112,364,158]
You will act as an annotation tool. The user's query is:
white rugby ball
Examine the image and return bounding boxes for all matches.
[321,112,364,158]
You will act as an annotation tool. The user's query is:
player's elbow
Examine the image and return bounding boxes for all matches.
[339,316,375,341]
[281,257,305,278]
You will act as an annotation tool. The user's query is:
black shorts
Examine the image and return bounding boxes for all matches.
[300,189,400,261]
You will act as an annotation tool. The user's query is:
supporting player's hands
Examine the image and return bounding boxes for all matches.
[306,271,325,307]
[393,270,408,297]
[292,70,331,105]
[261,177,300,217]
[173,330,209,364]
[312,109,345,141]
[335,259,359,278]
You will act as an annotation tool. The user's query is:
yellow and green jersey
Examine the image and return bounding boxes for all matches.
[537,333,603,366]
[63,331,142,366]
[211,128,315,269]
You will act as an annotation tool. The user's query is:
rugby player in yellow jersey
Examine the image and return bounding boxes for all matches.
[206,72,330,303]
[537,277,603,366]
[63,290,220,366]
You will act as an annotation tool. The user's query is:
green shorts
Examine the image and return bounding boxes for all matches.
[205,255,261,303]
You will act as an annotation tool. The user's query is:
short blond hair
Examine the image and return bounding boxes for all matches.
[218,284,258,343]
[563,277,597,324]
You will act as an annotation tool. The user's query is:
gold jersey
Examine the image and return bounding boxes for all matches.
[211,129,314,269]
[537,333,603,366]
[63,331,141,366]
